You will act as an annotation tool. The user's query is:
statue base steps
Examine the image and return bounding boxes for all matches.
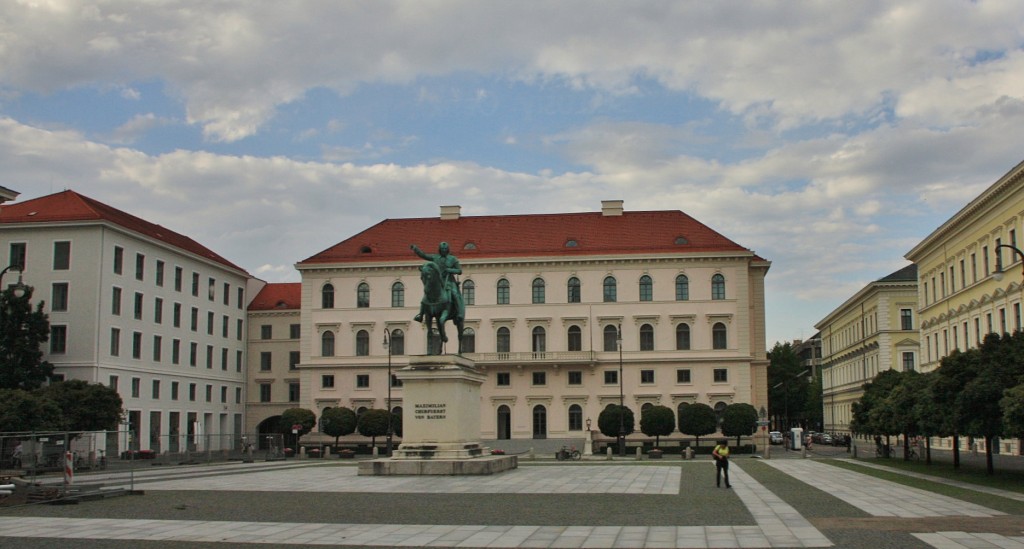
[358,454,517,476]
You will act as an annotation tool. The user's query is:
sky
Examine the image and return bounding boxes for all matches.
[2,1,1024,347]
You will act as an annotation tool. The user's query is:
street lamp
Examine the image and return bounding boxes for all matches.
[0,264,26,299]
[586,417,591,431]
[617,325,625,457]
[383,328,393,457]
[992,244,1024,282]
[773,368,811,431]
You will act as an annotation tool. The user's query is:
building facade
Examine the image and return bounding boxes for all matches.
[0,191,256,454]
[906,159,1024,455]
[815,265,919,436]
[245,283,302,440]
[295,201,770,446]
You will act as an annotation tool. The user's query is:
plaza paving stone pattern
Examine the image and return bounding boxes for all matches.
[1,457,1023,548]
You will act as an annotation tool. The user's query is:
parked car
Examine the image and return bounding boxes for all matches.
[769,431,783,445]
[821,433,833,445]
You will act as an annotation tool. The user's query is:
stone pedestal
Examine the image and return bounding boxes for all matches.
[358,354,517,476]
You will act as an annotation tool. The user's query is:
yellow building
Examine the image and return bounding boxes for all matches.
[906,159,1024,455]
[815,265,919,436]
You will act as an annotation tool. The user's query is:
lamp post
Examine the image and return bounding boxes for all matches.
[617,325,625,457]
[0,264,26,298]
[993,244,1024,282]
[383,328,393,457]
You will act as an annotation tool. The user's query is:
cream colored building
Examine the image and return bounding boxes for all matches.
[245,283,301,441]
[815,265,919,436]
[906,159,1024,455]
[295,201,770,446]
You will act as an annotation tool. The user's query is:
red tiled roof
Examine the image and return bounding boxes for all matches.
[249,282,301,311]
[0,190,247,274]
[300,210,758,265]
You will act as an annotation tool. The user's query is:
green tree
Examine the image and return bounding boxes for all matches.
[720,403,758,447]
[678,402,717,447]
[1001,383,1024,438]
[851,368,902,437]
[0,286,54,390]
[804,372,823,431]
[884,371,927,460]
[40,380,123,433]
[767,342,808,429]
[960,332,1023,474]
[597,404,635,454]
[356,408,390,448]
[639,405,675,447]
[280,408,316,450]
[932,349,980,468]
[0,388,61,432]
[319,406,357,447]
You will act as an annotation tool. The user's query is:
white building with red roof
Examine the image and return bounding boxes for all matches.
[245,282,302,438]
[0,190,259,456]
[296,200,770,448]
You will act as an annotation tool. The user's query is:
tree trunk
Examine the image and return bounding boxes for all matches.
[953,433,960,469]
[925,438,931,465]
[985,435,994,475]
[903,433,910,461]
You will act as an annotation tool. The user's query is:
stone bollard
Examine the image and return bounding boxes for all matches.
[606,446,613,460]
[635,447,642,461]
[372,446,379,457]
[685,447,693,460]
[801,446,808,458]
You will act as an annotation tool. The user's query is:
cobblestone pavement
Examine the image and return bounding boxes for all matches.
[0,457,1021,548]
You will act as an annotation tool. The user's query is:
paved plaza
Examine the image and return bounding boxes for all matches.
[1,456,1023,548]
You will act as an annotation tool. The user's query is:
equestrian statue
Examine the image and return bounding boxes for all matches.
[411,242,466,355]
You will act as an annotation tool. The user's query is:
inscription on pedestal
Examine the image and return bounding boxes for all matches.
[414,403,446,420]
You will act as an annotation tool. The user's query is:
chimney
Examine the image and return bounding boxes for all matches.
[440,205,461,220]
[601,200,624,216]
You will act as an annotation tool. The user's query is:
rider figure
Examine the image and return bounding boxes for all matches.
[411,242,464,323]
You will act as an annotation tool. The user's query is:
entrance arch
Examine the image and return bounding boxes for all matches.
[532,405,547,439]
[256,416,282,449]
[497,405,511,440]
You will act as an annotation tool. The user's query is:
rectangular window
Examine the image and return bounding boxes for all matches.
[261,325,272,339]
[191,272,200,296]
[172,339,180,364]
[567,370,582,385]
[983,246,990,276]
[604,370,618,384]
[496,372,510,386]
[134,292,144,320]
[900,309,913,331]
[290,324,301,339]
[235,387,242,404]
[960,259,966,290]
[640,369,654,384]
[208,277,215,301]
[206,345,213,369]
[222,315,228,338]
[112,246,123,274]
[902,352,915,372]
[205,384,212,402]
[713,368,728,382]
[237,287,244,309]
[9,242,26,271]
[223,282,230,305]
[190,307,198,331]
[51,282,69,311]
[156,260,165,286]
[109,375,118,391]
[171,381,179,400]
[189,383,197,402]
[152,379,160,399]
[112,287,122,315]
[971,253,978,283]
[174,266,183,292]
[676,369,691,383]
[110,328,120,356]
[532,371,546,386]
[260,351,272,371]
[132,331,142,359]
[173,303,182,327]
[237,319,244,340]
[259,383,271,403]
[135,253,145,281]
[1016,303,1022,332]
[220,386,227,403]
[154,297,163,324]
[152,335,162,362]
[131,377,141,398]
[288,382,300,402]
[53,241,71,270]
[236,350,243,372]
[322,375,335,388]
[221,347,228,370]
[1000,308,1007,334]
[50,325,67,353]
[207,311,214,335]
[289,351,299,370]
[356,374,370,388]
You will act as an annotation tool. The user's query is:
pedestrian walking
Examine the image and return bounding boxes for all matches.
[712,439,731,488]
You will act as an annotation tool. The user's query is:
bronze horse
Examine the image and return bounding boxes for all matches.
[419,261,465,354]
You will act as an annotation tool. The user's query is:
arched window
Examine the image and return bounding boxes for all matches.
[321,283,335,309]
[675,275,689,301]
[641,402,654,412]
[461,327,476,353]
[391,282,404,308]
[712,322,727,349]
[357,282,370,308]
[603,276,617,302]
[712,274,726,300]
[568,404,583,431]
[390,329,405,356]
[677,402,689,431]
[355,329,370,356]
[639,275,653,302]
[497,327,511,353]
[714,401,728,425]
[676,324,691,350]
[497,278,510,305]
[532,326,546,353]
[567,277,581,303]
[640,323,654,351]
[532,278,545,304]
[567,325,582,352]
[321,331,335,357]
[603,325,619,352]
[532,405,547,439]
[462,279,475,306]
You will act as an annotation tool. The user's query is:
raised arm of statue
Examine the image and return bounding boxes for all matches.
[410,244,432,262]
